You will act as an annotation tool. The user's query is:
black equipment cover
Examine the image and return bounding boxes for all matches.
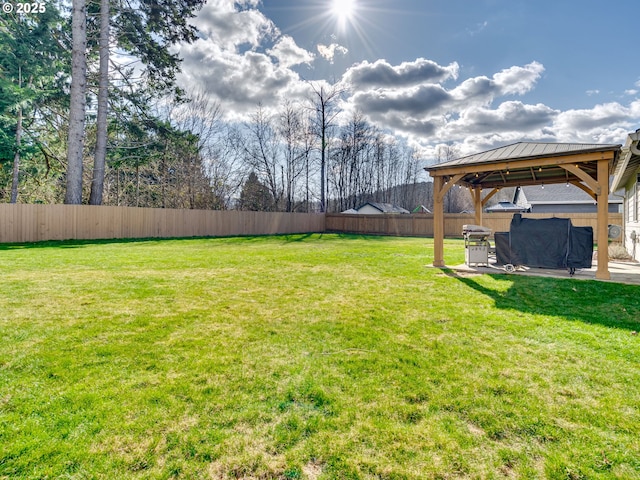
[495,214,593,269]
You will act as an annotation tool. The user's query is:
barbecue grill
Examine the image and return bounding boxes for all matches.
[462,224,492,266]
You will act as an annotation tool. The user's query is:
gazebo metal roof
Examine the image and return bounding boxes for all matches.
[427,142,620,190]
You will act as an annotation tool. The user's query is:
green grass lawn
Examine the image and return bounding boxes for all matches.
[1,234,639,479]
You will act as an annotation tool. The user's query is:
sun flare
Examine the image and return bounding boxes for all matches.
[331,0,357,28]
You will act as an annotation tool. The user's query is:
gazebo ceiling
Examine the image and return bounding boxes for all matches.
[426,142,621,190]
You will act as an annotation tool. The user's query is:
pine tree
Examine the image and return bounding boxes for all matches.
[89,0,207,205]
[239,172,274,211]
[0,6,68,202]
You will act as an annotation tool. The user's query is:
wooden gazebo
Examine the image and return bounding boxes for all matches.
[425,142,621,280]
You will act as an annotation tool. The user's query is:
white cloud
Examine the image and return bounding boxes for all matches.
[555,102,635,132]
[343,58,459,88]
[350,84,451,116]
[177,0,315,119]
[553,101,640,143]
[317,43,349,63]
[467,20,489,36]
[492,62,545,96]
[192,0,278,51]
[444,101,558,137]
[178,41,308,120]
[268,36,315,67]
[342,60,547,144]
[176,2,639,153]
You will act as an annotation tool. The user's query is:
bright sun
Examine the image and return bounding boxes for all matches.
[331,0,357,27]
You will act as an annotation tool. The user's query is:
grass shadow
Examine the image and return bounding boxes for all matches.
[0,237,173,250]
[0,233,322,251]
[331,233,416,242]
[441,268,640,331]
[280,233,321,243]
[0,233,414,251]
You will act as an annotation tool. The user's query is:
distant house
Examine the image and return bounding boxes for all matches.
[513,184,622,214]
[486,201,528,213]
[353,202,410,214]
[411,205,432,213]
[611,129,640,261]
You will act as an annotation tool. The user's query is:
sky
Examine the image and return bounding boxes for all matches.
[176,0,640,159]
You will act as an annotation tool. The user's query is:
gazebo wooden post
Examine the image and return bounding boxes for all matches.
[472,187,483,225]
[433,175,445,267]
[596,158,610,280]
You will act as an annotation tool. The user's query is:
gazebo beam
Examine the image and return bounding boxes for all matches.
[570,181,597,201]
[436,173,465,202]
[560,164,600,195]
[481,188,500,207]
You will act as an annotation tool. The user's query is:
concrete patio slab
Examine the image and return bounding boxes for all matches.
[448,260,640,286]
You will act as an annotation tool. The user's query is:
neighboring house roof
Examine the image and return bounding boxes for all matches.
[355,202,410,214]
[514,184,623,207]
[341,208,358,214]
[412,205,432,213]
[486,201,528,212]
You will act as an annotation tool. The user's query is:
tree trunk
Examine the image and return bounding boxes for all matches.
[161,144,167,208]
[320,122,326,212]
[10,105,22,203]
[305,155,309,212]
[10,65,23,204]
[65,0,87,204]
[135,163,140,207]
[89,0,110,205]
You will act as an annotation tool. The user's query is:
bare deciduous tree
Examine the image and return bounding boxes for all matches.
[278,101,313,212]
[308,82,343,212]
[242,104,282,209]
[435,144,472,212]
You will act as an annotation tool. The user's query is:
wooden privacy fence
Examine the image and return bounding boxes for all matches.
[0,205,623,243]
[325,212,623,238]
[0,204,325,243]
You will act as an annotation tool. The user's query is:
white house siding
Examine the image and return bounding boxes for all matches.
[624,174,640,261]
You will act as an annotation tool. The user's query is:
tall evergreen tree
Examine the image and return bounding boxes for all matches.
[88,0,207,205]
[0,6,68,202]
